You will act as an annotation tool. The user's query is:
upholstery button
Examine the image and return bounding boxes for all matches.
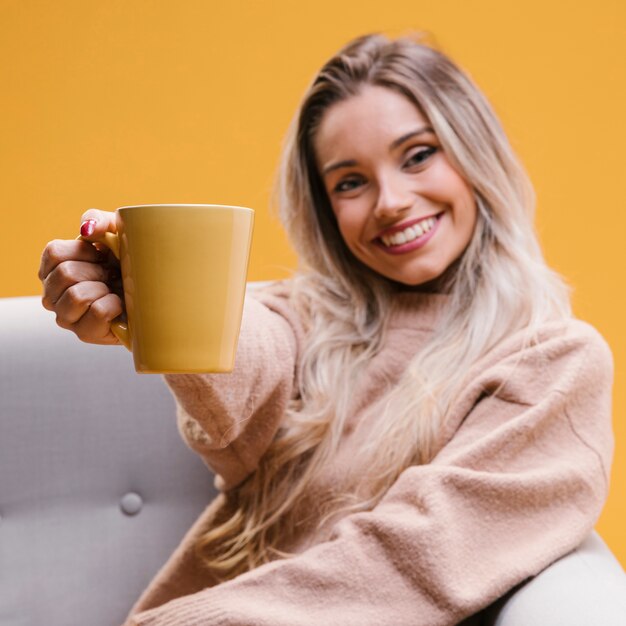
[120,492,143,516]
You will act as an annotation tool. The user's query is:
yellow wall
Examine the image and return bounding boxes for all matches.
[2,1,625,566]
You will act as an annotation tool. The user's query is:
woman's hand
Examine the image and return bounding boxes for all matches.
[38,208,123,344]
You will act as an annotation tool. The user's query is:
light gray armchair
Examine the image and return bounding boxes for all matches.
[1,296,625,626]
[0,296,217,625]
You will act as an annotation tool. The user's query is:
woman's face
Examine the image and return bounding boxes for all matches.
[314,85,478,287]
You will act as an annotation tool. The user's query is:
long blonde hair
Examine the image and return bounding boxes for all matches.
[197,33,572,577]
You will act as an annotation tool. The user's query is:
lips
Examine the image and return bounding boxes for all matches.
[374,213,443,251]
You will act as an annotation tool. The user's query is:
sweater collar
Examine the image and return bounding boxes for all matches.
[386,291,450,331]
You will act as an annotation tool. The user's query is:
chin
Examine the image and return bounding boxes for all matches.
[392,271,442,288]
[386,266,450,291]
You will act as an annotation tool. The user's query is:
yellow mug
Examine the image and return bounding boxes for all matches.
[86,204,254,374]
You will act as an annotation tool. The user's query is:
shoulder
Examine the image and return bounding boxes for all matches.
[483,317,612,368]
[244,279,306,360]
[558,318,613,369]
[246,279,297,321]
[472,317,614,405]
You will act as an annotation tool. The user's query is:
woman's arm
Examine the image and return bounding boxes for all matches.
[164,286,303,491]
[129,320,614,626]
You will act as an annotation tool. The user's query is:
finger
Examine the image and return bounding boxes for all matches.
[71,292,124,344]
[54,280,114,325]
[79,208,118,241]
[46,258,114,298]
[39,239,104,283]
[42,258,115,311]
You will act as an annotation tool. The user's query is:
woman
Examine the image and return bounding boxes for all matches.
[39,34,616,625]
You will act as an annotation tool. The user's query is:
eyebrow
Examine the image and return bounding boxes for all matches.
[390,126,434,150]
[321,126,435,177]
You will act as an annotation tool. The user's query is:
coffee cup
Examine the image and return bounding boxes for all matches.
[84,204,254,373]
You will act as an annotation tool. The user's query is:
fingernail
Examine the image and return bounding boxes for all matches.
[80,219,96,237]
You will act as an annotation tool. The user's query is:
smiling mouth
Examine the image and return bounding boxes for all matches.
[377,213,442,248]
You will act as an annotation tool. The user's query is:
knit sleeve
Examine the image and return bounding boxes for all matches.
[131,319,614,626]
[163,287,303,491]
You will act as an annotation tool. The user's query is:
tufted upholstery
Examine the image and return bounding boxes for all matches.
[0,296,217,626]
[1,295,625,626]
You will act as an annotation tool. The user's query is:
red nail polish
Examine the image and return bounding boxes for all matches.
[80,219,96,237]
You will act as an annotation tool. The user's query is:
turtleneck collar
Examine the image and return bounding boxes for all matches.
[386,291,450,331]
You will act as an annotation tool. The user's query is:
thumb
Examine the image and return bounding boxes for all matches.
[79,208,118,240]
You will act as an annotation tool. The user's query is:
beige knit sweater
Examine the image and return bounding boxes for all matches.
[125,286,614,626]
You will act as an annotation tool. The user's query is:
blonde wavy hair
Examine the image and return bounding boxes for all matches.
[197,33,572,578]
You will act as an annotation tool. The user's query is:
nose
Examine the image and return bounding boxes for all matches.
[373,172,413,220]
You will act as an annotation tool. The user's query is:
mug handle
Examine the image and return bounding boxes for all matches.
[78,231,131,350]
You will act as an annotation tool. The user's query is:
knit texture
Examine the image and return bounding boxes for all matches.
[125,285,614,626]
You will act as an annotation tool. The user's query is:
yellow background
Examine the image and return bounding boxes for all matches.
[1,1,625,565]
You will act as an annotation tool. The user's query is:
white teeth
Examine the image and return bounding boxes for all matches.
[380,216,437,248]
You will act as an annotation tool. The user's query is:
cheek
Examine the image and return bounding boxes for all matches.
[337,223,361,254]
[456,197,479,252]
[427,160,474,204]
[332,211,355,251]
[334,207,363,240]
[443,173,476,223]
[460,188,478,227]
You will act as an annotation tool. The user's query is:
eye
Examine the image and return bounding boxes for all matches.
[333,175,366,194]
[404,146,437,169]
